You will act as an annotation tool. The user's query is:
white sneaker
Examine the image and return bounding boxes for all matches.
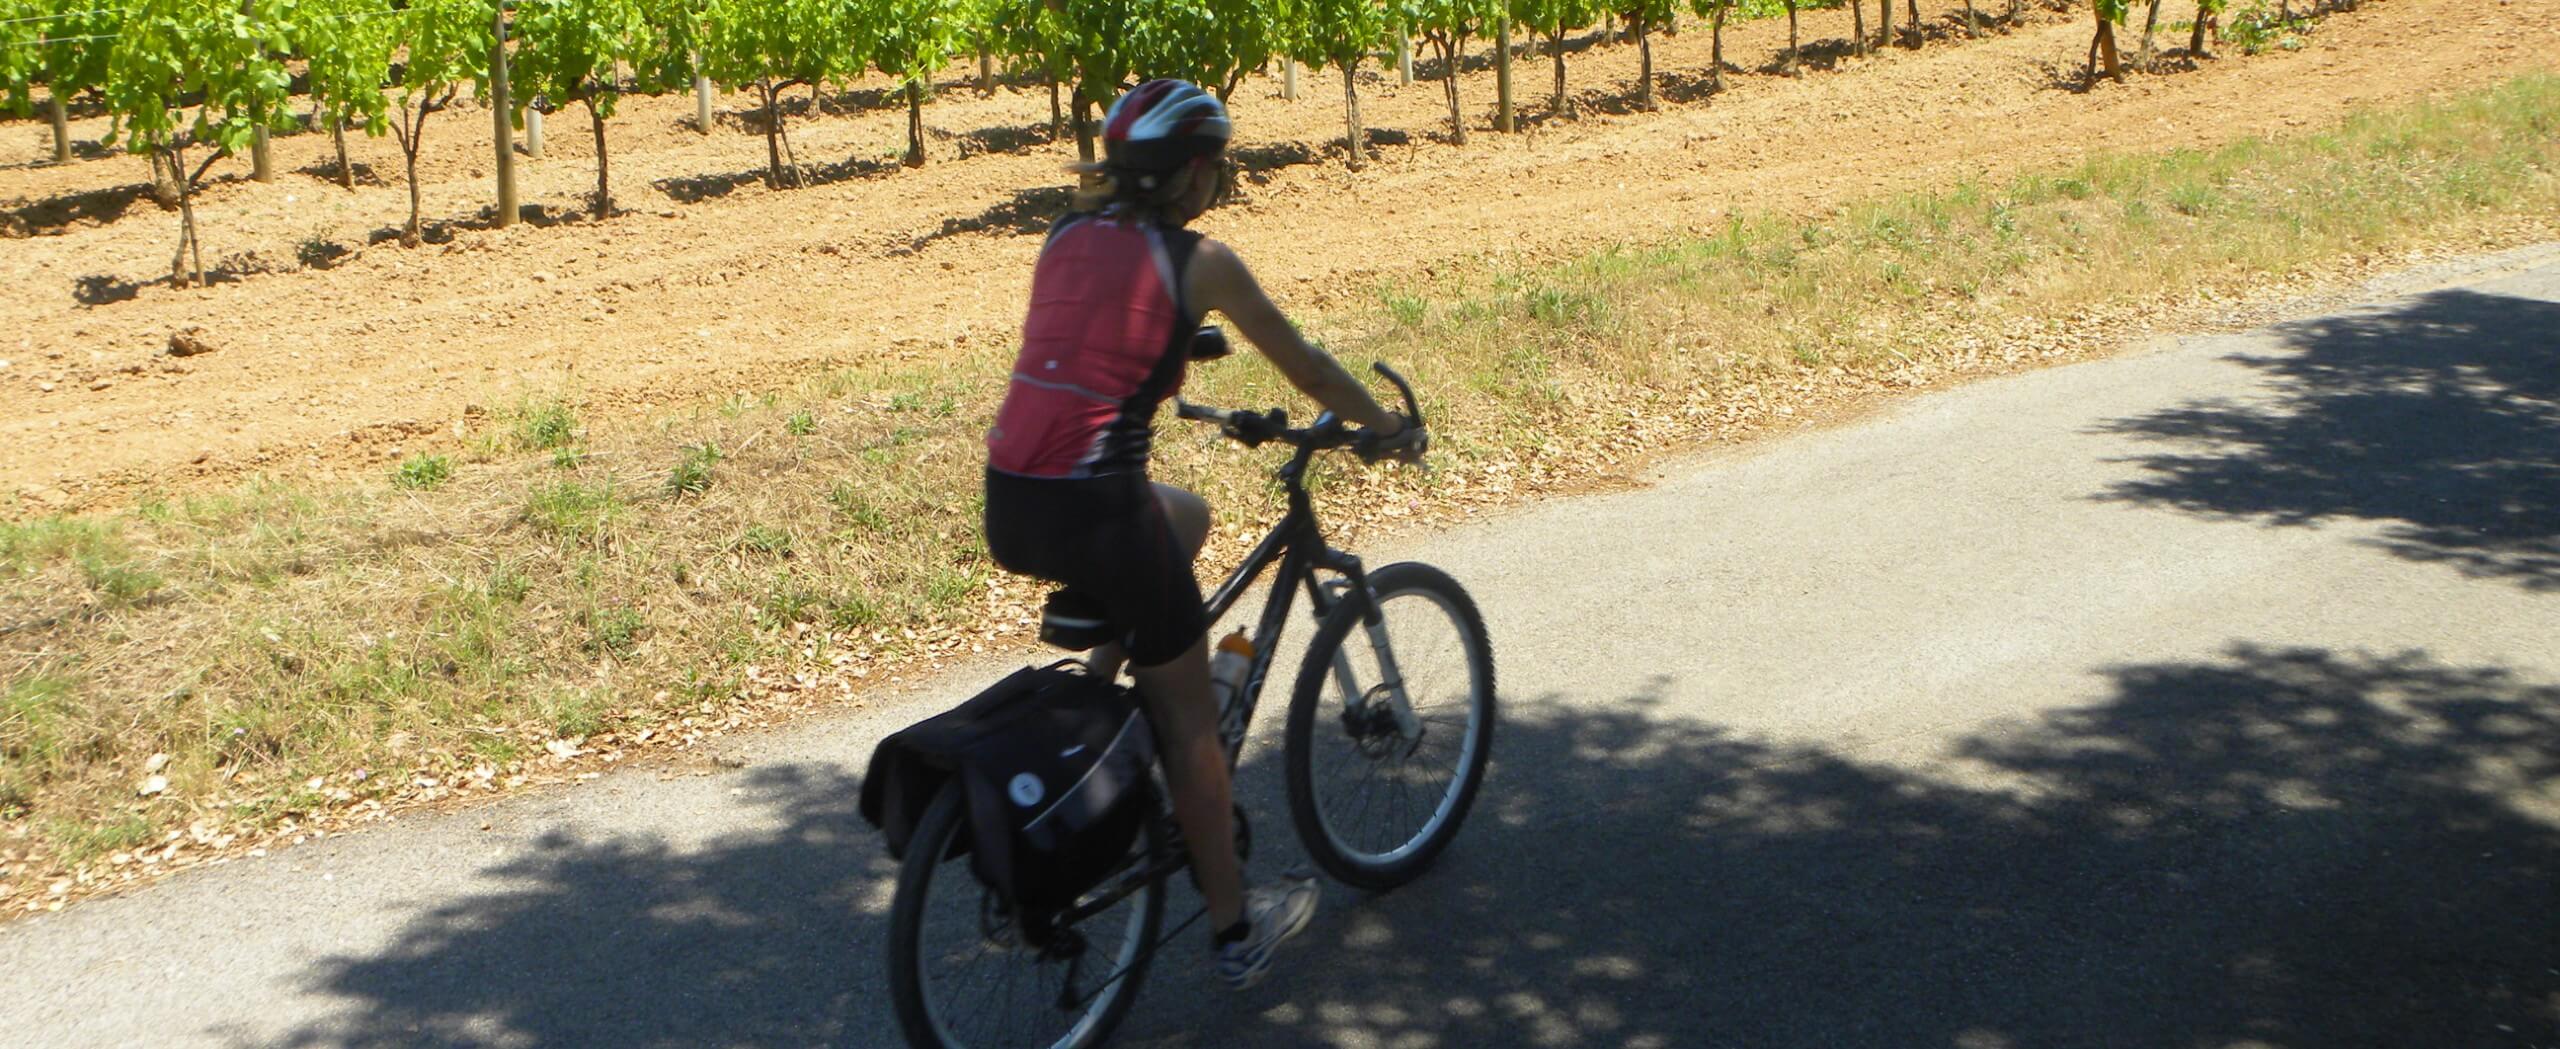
[1214,873,1319,990]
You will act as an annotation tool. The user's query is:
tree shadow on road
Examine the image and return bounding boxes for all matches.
[2095,288,2560,590]
[257,763,898,1048]
[259,644,2560,1048]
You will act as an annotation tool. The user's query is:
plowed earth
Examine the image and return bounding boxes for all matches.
[1,0,2551,514]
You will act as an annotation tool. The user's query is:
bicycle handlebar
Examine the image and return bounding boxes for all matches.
[1175,362,1424,459]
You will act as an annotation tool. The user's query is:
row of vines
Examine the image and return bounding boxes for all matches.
[5,0,2331,287]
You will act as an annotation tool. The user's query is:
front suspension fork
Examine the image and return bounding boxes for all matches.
[1319,557,1421,741]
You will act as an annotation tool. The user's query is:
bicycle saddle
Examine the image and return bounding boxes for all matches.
[1038,590,1116,651]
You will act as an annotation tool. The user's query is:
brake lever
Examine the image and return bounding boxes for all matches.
[1372,362,1422,425]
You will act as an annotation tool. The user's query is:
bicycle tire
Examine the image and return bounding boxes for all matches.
[887,782,1164,1049]
[1283,561,1496,891]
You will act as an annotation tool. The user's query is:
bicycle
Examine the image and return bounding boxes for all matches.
[885,364,1498,1049]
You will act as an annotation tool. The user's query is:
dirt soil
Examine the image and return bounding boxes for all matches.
[1,0,2551,514]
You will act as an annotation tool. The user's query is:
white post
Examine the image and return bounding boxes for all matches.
[490,5,517,227]
[1398,33,1414,85]
[1283,57,1299,101]
[524,106,544,158]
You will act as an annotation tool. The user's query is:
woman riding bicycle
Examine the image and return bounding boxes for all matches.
[982,78,1420,990]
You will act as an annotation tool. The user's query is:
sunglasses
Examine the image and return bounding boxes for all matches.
[1196,155,1239,206]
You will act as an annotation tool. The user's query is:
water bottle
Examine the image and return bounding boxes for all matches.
[1209,631,1255,741]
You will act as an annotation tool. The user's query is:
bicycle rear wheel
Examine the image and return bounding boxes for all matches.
[886,782,1163,1049]
[1283,561,1496,891]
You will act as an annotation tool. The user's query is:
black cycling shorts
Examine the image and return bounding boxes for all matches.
[983,468,1207,668]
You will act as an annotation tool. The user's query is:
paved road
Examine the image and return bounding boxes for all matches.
[8,247,2558,1048]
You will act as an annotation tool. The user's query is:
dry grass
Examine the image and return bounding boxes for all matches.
[3,73,2556,901]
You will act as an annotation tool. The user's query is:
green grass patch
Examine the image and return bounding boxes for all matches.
[513,400,581,452]
[524,481,623,540]
[393,454,453,490]
[666,443,722,496]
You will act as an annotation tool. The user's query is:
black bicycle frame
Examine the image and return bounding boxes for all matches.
[1048,432,1376,939]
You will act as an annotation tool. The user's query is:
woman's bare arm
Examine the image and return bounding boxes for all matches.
[1184,238,1403,434]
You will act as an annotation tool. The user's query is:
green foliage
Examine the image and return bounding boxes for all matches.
[666,442,721,495]
[1513,0,1603,43]
[699,0,855,95]
[736,524,794,556]
[2224,1,2312,53]
[514,401,581,451]
[524,480,623,538]
[299,0,400,143]
[510,0,651,115]
[864,0,963,87]
[1040,0,1284,109]
[1295,0,1390,69]
[1416,0,1506,46]
[396,0,494,101]
[0,0,117,117]
[512,0,662,213]
[394,454,454,490]
[106,0,298,157]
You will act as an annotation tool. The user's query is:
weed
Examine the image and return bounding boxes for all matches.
[2225,1,2315,54]
[785,411,817,436]
[758,572,822,626]
[1382,289,1429,328]
[924,567,983,612]
[77,553,163,604]
[0,517,121,573]
[551,445,585,469]
[2167,181,2220,217]
[667,443,722,496]
[586,606,646,655]
[513,401,580,452]
[830,590,880,630]
[736,525,794,557]
[543,689,608,738]
[486,563,532,603]
[393,454,452,490]
[828,483,892,532]
[47,814,154,864]
[524,481,621,540]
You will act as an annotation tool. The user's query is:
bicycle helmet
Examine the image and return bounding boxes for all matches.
[1102,79,1232,175]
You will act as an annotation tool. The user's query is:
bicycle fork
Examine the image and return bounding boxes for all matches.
[1322,570,1423,744]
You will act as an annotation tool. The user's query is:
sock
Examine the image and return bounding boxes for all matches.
[1214,919,1250,946]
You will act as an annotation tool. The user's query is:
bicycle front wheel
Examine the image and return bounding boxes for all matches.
[1284,561,1496,891]
[886,782,1163,1049]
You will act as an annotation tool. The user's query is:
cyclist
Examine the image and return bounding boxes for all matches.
[982,79,1420,989]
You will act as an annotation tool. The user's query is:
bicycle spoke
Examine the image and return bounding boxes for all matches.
[1298,577,1489,871]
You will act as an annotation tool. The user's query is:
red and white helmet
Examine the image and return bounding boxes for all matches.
[1102,79,1232,173]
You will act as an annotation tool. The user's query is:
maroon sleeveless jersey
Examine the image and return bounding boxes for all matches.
[986,215,1202,479]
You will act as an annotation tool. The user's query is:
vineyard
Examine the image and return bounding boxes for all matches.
[8,0,2395,282]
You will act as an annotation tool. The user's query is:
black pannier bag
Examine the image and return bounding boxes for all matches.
[862,664,1157,928]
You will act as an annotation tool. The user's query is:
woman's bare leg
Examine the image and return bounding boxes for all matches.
[1132,639,1243,928]
[1118,482,1244,926]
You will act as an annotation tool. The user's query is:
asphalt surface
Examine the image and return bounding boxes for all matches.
[7,246,2558,1049]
